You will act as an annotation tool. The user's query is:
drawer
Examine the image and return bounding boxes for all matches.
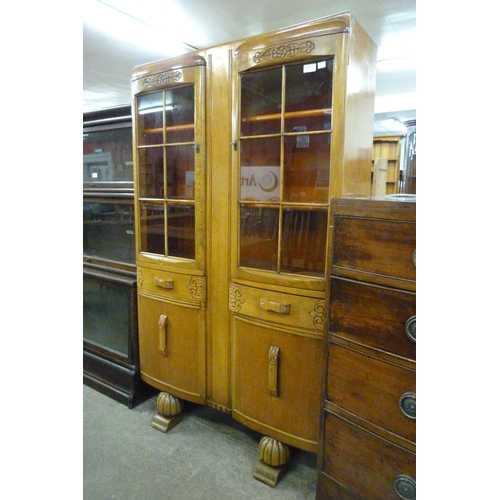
[137,265,206,305]
[229,282,325,336]
[326,343,416,443]
[332,215,415,285]
[322,411,416,500]
[330,277,415,360]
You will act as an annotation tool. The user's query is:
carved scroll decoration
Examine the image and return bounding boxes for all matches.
[309,299,325,331]
[253,40,315,64]
[143,70,182,88]
[137,269,144,289]
[229,283,245,312]
[187,276,206,302]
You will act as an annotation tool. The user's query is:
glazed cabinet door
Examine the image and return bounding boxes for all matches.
[133,55,206,272]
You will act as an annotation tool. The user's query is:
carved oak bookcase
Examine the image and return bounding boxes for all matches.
[131,11,376,485]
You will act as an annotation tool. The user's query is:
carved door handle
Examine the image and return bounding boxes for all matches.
[268,346,280,396]
[158,314,168,356]
[260,299,291,314]
[155,277,174,290]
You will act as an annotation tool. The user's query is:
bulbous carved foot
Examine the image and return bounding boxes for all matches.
[151,392,184,433]
[253,436,291,487]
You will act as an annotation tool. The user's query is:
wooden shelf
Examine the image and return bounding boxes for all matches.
[143,123,195,135]
[242,108,331,123]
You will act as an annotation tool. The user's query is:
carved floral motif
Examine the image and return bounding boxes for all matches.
[309,299,325,330]
[137,269,144,289]
[229,283,245,312]
[188,276,206,302]
[143,71,182,88]
[253,40,315,64]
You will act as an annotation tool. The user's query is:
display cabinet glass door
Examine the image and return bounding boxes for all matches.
[136,84,198,261]
[238,59,333,278]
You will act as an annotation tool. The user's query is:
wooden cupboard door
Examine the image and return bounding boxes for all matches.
[137,294,205,403]
[231,316,323,452]
[322,411,416,500]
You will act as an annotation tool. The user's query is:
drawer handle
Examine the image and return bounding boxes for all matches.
[260,299,291,315]
[154,277,174,290]
[158,314,168,356]
[268,346,280,397]
[393,474,416,500]
[399,392,416,420]
[405,316,416,343]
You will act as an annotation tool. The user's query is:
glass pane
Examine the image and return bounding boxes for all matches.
[281,207,328,276]
[166,144,195,200]
[83,127,133,183]
[83,201,135,264]
[283,134,331,203]
[138,147,164,198]
[239,206,279,271]
[83,278,129,356]
[240,137,281,202]
[284,59,333,132]
[137,92,163,145]
[140,202,165,255]
[168,204,195,259]
[165,86,195,143]
[240,67,282,136]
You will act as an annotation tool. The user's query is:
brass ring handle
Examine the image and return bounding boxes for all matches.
[398,392,416,420]
[393,474,416,499]
[405,316,416,343]
[155,277,174,290]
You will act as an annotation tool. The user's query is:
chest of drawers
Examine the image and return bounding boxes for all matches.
[317,196,416,500]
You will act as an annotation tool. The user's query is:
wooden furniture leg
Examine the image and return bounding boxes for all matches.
[253,436,291,487]
[151,392,184,432]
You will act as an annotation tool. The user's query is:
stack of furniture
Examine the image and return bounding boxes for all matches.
[316,196,416,499]
[83,105,154,408]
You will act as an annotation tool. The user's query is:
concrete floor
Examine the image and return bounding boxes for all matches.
[83,385,317,499]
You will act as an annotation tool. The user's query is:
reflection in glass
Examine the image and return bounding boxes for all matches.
[284,59,333,132]
[240,67,282,136]
[168,204,195,259]
[83,278,129,355]
[139,147,164,198]
[137,92,164,146]
[83,128,133,183]
[140,202,165,255]
[239,206,279,270]
[283,134,331,203]
[281,208,328,276]
[167,144,195,199]
[166,86,195,143]
[83,201,135,264]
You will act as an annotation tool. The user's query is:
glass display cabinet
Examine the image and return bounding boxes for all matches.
[131,11,376,485]
[228,14,376,485]
[131,54,207,431]
[83,105,153,408]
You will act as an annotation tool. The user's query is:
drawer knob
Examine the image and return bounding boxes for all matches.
[399,392,416,420]
[405,315,416,343]
[154,277,174,290]
[393,474,416,500]
[260,298,290,314]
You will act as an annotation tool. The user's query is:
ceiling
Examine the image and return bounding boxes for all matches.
[83,0,416,135]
